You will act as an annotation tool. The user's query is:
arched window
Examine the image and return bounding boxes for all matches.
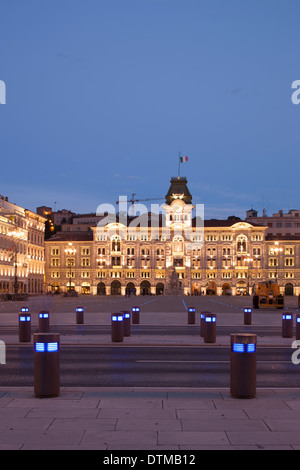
[111,235,121,252]
[236,235,247,253]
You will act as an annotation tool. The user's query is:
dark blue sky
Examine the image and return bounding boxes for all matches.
[1,0,300,219]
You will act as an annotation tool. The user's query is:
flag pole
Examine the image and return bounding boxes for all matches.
[178,152,181,178]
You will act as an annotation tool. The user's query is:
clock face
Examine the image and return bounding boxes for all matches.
[173,203,182,213]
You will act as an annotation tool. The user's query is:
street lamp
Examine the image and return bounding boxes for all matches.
[245,254,253,295]
[7,229,26,295]
[272,241,283,280]
[64,242,76,293]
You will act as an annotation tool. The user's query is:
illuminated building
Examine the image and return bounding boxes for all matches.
[0,196,46,296]
[45,176,287,296]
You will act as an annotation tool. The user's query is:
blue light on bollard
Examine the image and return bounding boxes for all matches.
[76,307,84,324]
[188,307,195,324]
[112,315,123,322]
[131,306,140,324]
[203,314,216,343]
[35,342,59,352]
[230,333,257,398]
[205,316,216,322]
[19,313,31,342]
[282,312,293,338]
[21,307,29,312]
[111,314,124,342]
[232,343,256,353]
[244,307,252,325]
[247,343,256,353]
[33,332,60,398]
[19,316,30,322]
[38,311,50,333]
[232,343,245,353]
[39,313,49,319]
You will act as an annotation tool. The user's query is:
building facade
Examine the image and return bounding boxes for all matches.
[44,176,300,297]
[0,196,46,297]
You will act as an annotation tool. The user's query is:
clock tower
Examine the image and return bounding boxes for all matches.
[164,176,194,231]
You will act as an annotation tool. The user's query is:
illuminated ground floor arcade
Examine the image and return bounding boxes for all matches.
[47,278,300,296]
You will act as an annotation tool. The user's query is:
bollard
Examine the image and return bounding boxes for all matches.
[188,307,195,325]
[131,306,140,324]
[282,313,293,338]
[253,295,259,309]
[244,307,252,325]
[203,313,216,343]
[38,311,50,333]
[33,332,60,398]
[18,313,31,342]
[76,307,84,325]
[122,311,131,336]
[230,333,257,399]
[111,314,124,342]
[200,311,211,337]
[296,314,300,340]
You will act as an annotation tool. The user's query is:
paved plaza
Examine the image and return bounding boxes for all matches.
[0,294,300,450]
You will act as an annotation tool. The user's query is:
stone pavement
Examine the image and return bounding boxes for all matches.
[1,295,300,450]
[1,386,300,450]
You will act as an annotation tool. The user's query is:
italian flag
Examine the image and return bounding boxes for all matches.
[180,156,188,162]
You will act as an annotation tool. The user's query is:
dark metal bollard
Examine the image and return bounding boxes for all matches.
[38,311,50,333]
[188,307,195,325]
[33,332,60,398]
[296,314,300,340]
[244,307,252,325]
[111,314,124,342]
[282,313,293,338]
[19,313,31,342]
[131,306,140,324]
[203,313,216,343]
[253,295,259,309]
[200,311,211,337]
[230,333,257,399]
[76,307,84,325]
[122,311,131,336]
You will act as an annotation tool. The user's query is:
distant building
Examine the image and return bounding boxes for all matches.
[53,209,75,226]
[37,206,75,238]
[0,196,46,296]
[246,208,300,238]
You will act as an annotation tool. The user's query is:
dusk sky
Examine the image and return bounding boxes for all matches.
[1,0,300,220]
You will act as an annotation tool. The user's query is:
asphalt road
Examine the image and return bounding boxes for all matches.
[0,324,286,338]
[1,345,299,388]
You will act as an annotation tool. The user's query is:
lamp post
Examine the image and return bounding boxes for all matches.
[245,254,253,295]
[64,242,76,293]
[7,229,26,296]
[273,241,283,281]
